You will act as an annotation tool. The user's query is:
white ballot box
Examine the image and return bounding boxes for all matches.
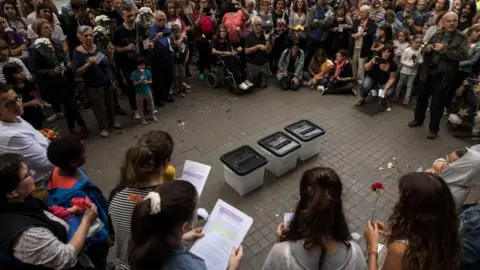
[190,199,253,270]
[220,145,268,196]
[257,132,301,177]
[284,120,325,161]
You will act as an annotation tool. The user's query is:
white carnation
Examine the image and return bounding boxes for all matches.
[95,15,110,24]
[33,37,51,46]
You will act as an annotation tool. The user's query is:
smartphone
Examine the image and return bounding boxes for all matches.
[376,57,388,64]
[467,78,479,85]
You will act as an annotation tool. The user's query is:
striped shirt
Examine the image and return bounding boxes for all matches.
[108,185,159,270]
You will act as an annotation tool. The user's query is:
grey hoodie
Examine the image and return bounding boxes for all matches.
[262,240,367,270]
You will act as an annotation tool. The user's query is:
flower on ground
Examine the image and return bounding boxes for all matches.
[371,182,385,192]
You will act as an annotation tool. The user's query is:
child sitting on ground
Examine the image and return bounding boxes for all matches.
[131,56,157,125]
[46,136,111,269]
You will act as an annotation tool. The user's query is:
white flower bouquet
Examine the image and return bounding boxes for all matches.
[93,26,110,44]
[95,15,111,28]
[136,7,154,28]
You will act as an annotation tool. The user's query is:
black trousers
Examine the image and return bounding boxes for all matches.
[152,56,174,102]
[118,67,137,111]
[447,71,469,110]
[223,56,246,83]
[231,38,246,67]
[195,38,211,74]
[325,81,354,94]
[414,73,449,132]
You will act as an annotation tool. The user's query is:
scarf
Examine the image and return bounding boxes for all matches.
[334,59,347,78]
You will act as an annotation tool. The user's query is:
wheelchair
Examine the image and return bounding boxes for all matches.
[206,57,243,95]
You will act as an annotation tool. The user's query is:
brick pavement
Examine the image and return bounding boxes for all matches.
[69,78,476,269]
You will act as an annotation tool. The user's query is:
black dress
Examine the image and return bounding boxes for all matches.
[14,81,44,130]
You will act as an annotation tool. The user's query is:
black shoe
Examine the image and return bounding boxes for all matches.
[115,106,127,116]
[155,100,165,107]
[165,96,175,103]
[354,98,365,107]
[427,130,438,139]
[408,120,423,127]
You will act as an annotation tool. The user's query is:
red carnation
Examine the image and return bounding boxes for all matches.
[371,182,385,192]
[71,197,91,211]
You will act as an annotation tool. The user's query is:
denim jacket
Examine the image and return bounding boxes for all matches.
[460,204,480,270]
[276,48,305,80]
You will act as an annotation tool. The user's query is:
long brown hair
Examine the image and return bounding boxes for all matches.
[388,172,461,270]
[129,181,198,270]
[119,130,174,186]
[285,167,351,269]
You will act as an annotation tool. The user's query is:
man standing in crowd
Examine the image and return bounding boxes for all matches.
[66,0,91,50]
[150,10,175,106]
[98,0,123,26]
[113,5,150,119]
[396,0,422,33]
[409,11,468,139]
[369,0,386,24]
[245,16,271,89]
[305,0,333,69]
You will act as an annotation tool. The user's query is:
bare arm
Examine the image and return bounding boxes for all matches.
[378,242,406,270]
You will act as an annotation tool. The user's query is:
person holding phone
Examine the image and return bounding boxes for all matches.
[355,45,397,107]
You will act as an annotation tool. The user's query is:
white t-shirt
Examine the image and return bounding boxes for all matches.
[26,12,60,25]
[27,24,66,41]
[0,117,53,182]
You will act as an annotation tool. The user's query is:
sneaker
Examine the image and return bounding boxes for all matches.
[427,130,438,140]
[153,109,158,114]
[110,123,122,129]
[444,107,449,116]
[371,90,378,97]
[352,89,357,96]
[100,129,109,138]
[402,97,409,105]
[303,80,312,86]
[354,98,365,107]
[239,82,249,90]
[245,80,254,87]
[177,91,186,97]
[448,114,462,125]
[41,100,52,109]
[46,113,63,123]
[183,82,191,89]
[132,111,141,120]
[83,103,91,112]
[199,74,205,80]
[316,85,325,92]
[472,127,479,135]
[169,89,174,95]
[152,115,158,122]
[141,119,149,125]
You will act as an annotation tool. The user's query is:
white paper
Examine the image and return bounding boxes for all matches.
[95,52,105,64]
[190,199,253,270]
[181,160,211,196]
[338,25,343,32]
[142,39,150,49]
[378,89,385,98]
[284,213,294,228]
[351,232,361,240]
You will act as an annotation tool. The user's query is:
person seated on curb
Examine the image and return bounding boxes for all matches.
[355,45,397,107]
[322,49,355,95]
[448,76,480,135]
[245,16,272,89]
[425,145,480,212]
[304,48,333,91]
[276,38,305,91]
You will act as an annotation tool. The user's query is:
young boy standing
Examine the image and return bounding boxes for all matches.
[130,57,157,124]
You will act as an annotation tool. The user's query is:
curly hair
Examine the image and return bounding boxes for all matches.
[387,172,461,270]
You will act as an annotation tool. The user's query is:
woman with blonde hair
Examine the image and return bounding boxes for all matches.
[27,4,68,55]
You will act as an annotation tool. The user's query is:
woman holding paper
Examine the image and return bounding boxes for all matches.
[72,25,121,138]
[129,181,244,270]
[263,167,367,269]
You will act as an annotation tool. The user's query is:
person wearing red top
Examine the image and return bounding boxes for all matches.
[193,0,216,80]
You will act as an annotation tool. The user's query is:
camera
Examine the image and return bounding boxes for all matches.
[375,56,388,64]
[262,20,273,34]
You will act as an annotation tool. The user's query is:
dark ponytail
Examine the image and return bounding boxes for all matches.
[129,181,198,270]
[119,130,174,186]
[285,167,351,269]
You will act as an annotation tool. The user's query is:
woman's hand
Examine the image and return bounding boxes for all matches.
[24,98,41,107]
[433,160,448,173]
[81,203,98,225]
[87,56,97,64]
[375,221,390,237]
[228,246,243,270]
[276,223,286,242]
[364,220,380,252]
[182,227,205,243]
[54,66,63,73]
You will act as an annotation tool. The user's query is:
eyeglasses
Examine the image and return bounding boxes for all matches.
[20,169,35,182]
[1,95,22,108]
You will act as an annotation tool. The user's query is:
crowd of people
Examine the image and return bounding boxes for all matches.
[0,0,476,140]
[1,0,480,269]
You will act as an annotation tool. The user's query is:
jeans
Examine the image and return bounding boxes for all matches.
[314,77,329,86]
[394,73,416,98]
[280,75,300,90]
[360,76,394,98]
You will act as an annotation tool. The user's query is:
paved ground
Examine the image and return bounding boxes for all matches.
[52,75,476,269]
